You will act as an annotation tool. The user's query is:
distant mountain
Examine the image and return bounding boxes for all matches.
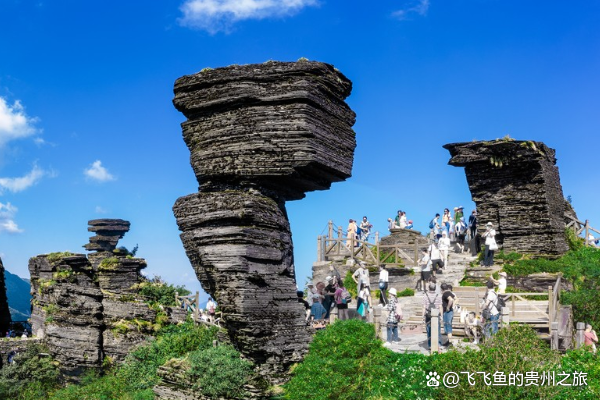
[4,269,31,321]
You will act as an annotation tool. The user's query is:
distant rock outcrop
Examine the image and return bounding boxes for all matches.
[444,139,569,255]
[172,61,357,377]
[28,219,186,378]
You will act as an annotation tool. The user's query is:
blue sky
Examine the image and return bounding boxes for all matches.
[1,1,599,301]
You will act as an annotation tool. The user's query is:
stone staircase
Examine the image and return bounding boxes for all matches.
[375,249,477,354]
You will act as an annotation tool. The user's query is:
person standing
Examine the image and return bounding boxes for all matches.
[334,282,350,321]
[352,261,370,298]
[378,264,389,305]
[429,213,441,239]
[206,298,217,323]
[482,281,500,336]
[454,206,464,224]
[438,231,451,268]
[468,210,478,241]
[441,284,456,345]
[322,276,337,320]
[428,237,444,273]
[360,216,372,241]
[418,250,432,292]
[584,324,598,353]
[491,271,507,294]
[384,288,401,346]
[442,209,451,234]
[346,219,358,249]
[482,222,498,266]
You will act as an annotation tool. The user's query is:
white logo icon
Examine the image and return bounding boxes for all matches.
[426,372,441,387]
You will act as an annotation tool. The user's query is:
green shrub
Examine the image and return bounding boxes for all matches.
[46,251,74,263]
[432,325,562,400]
[98,257,120,270]
[0,343,61,399]
[284,319,434,400]
[136,276,191,307]
[186,346,253,399]
[397,288,415,297]
[565,228,585,252]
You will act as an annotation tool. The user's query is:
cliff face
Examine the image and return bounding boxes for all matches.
[28,219,186,378]
[0,257,12,335]
[172,61,357,376]
[444,139,569,255]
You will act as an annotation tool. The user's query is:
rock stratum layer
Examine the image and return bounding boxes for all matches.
[444,139,568,255]
[172,61,356,376]
[28,220,186,378]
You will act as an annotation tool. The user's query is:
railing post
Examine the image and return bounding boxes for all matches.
[373,306,382,339]
[414,240,418,266]
[548,286,554,323]
[374,231,379,244]
[501,306,510,328]
[194,291,199,321]
[330,307,338,324]
[551,322,559,350]
[328,220,333,239]
[585,220,589,246]
[576,322,585,348]
[317,236,323,261]
[431,309,440,353]
[175,291,179,308]
[511,294,516,317]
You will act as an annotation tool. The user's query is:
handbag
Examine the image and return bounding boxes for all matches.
[379,282,386,290]
[489,240,498,251]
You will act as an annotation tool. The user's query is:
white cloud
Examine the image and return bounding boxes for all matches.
[392,0,430,20]
[179,0,319,33]
[0,202,23,234]
[0,96,39,147]
[0,165,46,193]
[95,206,109,214]
[84,160,115,182]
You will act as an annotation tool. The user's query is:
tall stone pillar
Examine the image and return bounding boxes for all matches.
[172,61,357,376]
[444,139,568,255]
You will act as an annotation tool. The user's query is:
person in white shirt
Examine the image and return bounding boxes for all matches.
[491,271,507,294]
[438,231,451,268]
[378,264,389,305]
[428,237,444,273]
[352,262,370,298]
[482,281,500,336]
[482,222,497,266]
[418,250,432,292]
[464,312,481,344]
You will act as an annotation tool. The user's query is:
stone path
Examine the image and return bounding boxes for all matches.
[378,250,478,354]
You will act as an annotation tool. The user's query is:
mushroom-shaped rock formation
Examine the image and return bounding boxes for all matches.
[444,139,569,255]
[83,219,131,252]
[172,61,357,376]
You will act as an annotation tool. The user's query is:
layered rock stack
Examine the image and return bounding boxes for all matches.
[0,257,12,335]
[444,139,569,255]
[172,61,357,376]
[83,219,130,252]
[29,220,186,378]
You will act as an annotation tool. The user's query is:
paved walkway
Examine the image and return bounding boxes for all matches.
[381,250,478,354]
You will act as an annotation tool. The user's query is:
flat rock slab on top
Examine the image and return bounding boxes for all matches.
[172,61,356,201]
[84,219,130,252]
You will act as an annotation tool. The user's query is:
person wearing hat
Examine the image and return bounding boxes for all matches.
[490,272,508,294]
[384,288,401,346]
[482,222,498,267]
[454,206,464,224]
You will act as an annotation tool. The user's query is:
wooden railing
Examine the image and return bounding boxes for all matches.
[175,291,200,321]
[317,221,423,266]
[566,215,599,246]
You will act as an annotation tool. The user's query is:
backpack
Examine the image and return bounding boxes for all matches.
[429,220,435,229]
[496,296,506,311]
[341,288,352,304]
[424,293,438,320]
